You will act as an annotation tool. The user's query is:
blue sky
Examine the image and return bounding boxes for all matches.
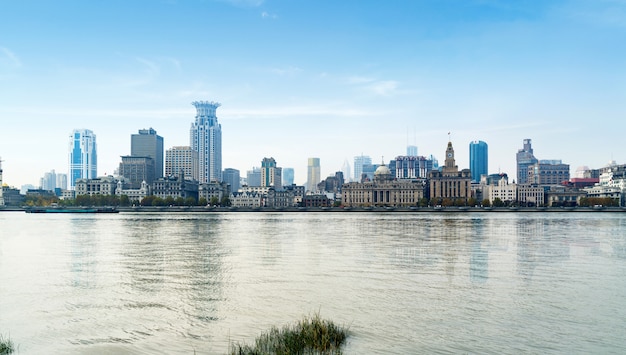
[1,0,625,187]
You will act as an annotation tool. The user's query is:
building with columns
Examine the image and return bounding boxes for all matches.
[428,140,472,203]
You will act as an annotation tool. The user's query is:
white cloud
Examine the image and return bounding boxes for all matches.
[261,11,278,19]
[365,80,399,96]
[269,65,301,76]
[0,46,22,67]
[218,0,264,8]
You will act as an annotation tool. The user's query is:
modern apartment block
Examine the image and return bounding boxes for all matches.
[165,146,198,180]
[527,160,570,186]
[131,128,164,179]
[68,129,97,190]
[119,156,155,188]
[307,157,321,193]
[394,156,434,179]
[190,101,222,183]
[469,140,488,183]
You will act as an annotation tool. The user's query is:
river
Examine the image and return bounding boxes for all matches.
[1,211,625,354]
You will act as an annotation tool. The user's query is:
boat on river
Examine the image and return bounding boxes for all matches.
[25,206,119,213]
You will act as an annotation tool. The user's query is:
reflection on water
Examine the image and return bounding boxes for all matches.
[1,212,626,354]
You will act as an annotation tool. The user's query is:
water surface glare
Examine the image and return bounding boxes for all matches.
[1,212,625,354]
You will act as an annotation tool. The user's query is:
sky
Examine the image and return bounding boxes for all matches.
[1,0,625,187]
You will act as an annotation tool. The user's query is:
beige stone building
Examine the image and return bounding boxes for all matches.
[428,141,472,202]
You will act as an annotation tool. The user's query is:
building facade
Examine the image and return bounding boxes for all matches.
[342,164,426,207]
[119,156,155,188]
[261,157,282,188]
[165,146,198,180]
[75,176,117,196]
[131,128,164,179]
[282,168,295,186]
[469,140,488,183]
[516,139,538,184]
[527,160,570,186]
[69,129,97,190]
[190,101,222,183]
[394,156,434,179]
[152,175,199,201]
[0,157,4,206]
[222,168,241,193]
[307,157,321,193]
[246,167,261,187]
[428,141,472,202]
[353,155,372,182]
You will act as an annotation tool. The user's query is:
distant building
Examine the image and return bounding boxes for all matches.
[115,180,150,203]
[152,175,199,201]
[516,139,537,184]
[318,172,344,194]
[341,159,351,183]
[246,167,262,187]
[75,176,117,196]
[261,157,282,188]
[282,168,295,186]
[222,168,241,192]
[40,169,57,191]
[230,191,263,208]
[1,186,24,206]
[69,129,97,190]
[428,140,472,202]
[0,159,5,206]
[394,156,434,179]
[165,146,198,181]
[307,158,321,193]
[131,128,164,179]
[342,164,426,207]
[118,156,155,188]
[527,160,570,186]
[469,140,488,183]
[56,173,67,190]
[407,145,418,156]
[353,155,372,182]
[190,101,222,183]
[199,181,230,204]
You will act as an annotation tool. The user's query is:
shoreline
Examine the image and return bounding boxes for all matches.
[2,206,625,213]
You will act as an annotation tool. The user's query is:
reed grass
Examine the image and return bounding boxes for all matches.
[230,313,348,355]
[0,334,14,354]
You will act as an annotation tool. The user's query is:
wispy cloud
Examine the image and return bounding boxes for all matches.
[222,104,381,120]
[269,65,301,77]
[218,0,264,8]
[261,11,278,19]
[0,46,22,67]
[346,76,400,96]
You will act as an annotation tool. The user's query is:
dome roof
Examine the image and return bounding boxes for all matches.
[374,165,391,176]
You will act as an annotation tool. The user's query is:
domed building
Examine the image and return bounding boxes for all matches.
[342,161,427,207]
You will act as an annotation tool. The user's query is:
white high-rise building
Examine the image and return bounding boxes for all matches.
[341,159,351,183]
[190,101,222,183]
[165,146,198,180]
[69,129,97,190]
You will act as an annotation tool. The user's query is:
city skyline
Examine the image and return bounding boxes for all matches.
[1,1,625,187]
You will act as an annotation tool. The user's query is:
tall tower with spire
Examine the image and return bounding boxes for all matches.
[190,101,222,183]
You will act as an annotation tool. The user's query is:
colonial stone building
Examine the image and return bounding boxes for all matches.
[342,164,426,207]
[428,141,472,203]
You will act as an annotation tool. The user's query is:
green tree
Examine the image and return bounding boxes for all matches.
[442,198,454,207]
[184,196,196,206]
[418,197,429,207]
[482,199,491,207]
[468,197,478,207]
[198,197,208,206]
[220,196,231,207]
[492,198,504,207]
[210,196,219,206]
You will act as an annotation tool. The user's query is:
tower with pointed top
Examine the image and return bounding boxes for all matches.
[68,129,97,190]
[428,139,472,203]
[190,101,222,183]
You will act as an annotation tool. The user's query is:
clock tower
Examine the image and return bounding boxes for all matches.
[428,137,472,203]
[443,141,457,173]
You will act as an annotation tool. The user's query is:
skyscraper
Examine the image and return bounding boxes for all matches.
[307,157,321,192]
[165,146,198,180]
[516,139,538,184]
[190,101,222,183]
[261,157,282,188]
[407,145,418,156]
[222,168,241,192]
[247,167,261,187]
[469,140,488,183]
[131,128,164,179]
[341,159,351,183]
[354,155,372,182]
[68,129,97,190]
[282,168,295,186]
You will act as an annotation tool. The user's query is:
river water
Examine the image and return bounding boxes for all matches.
[1,211,625,354]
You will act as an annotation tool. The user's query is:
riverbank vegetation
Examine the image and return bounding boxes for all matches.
[0,334,14,354]
[229,313,348,355]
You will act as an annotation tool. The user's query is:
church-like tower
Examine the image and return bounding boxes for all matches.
[190,101,222,183]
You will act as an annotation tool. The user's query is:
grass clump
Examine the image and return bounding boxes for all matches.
[230,313,348,355]
[0,334,14,355]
